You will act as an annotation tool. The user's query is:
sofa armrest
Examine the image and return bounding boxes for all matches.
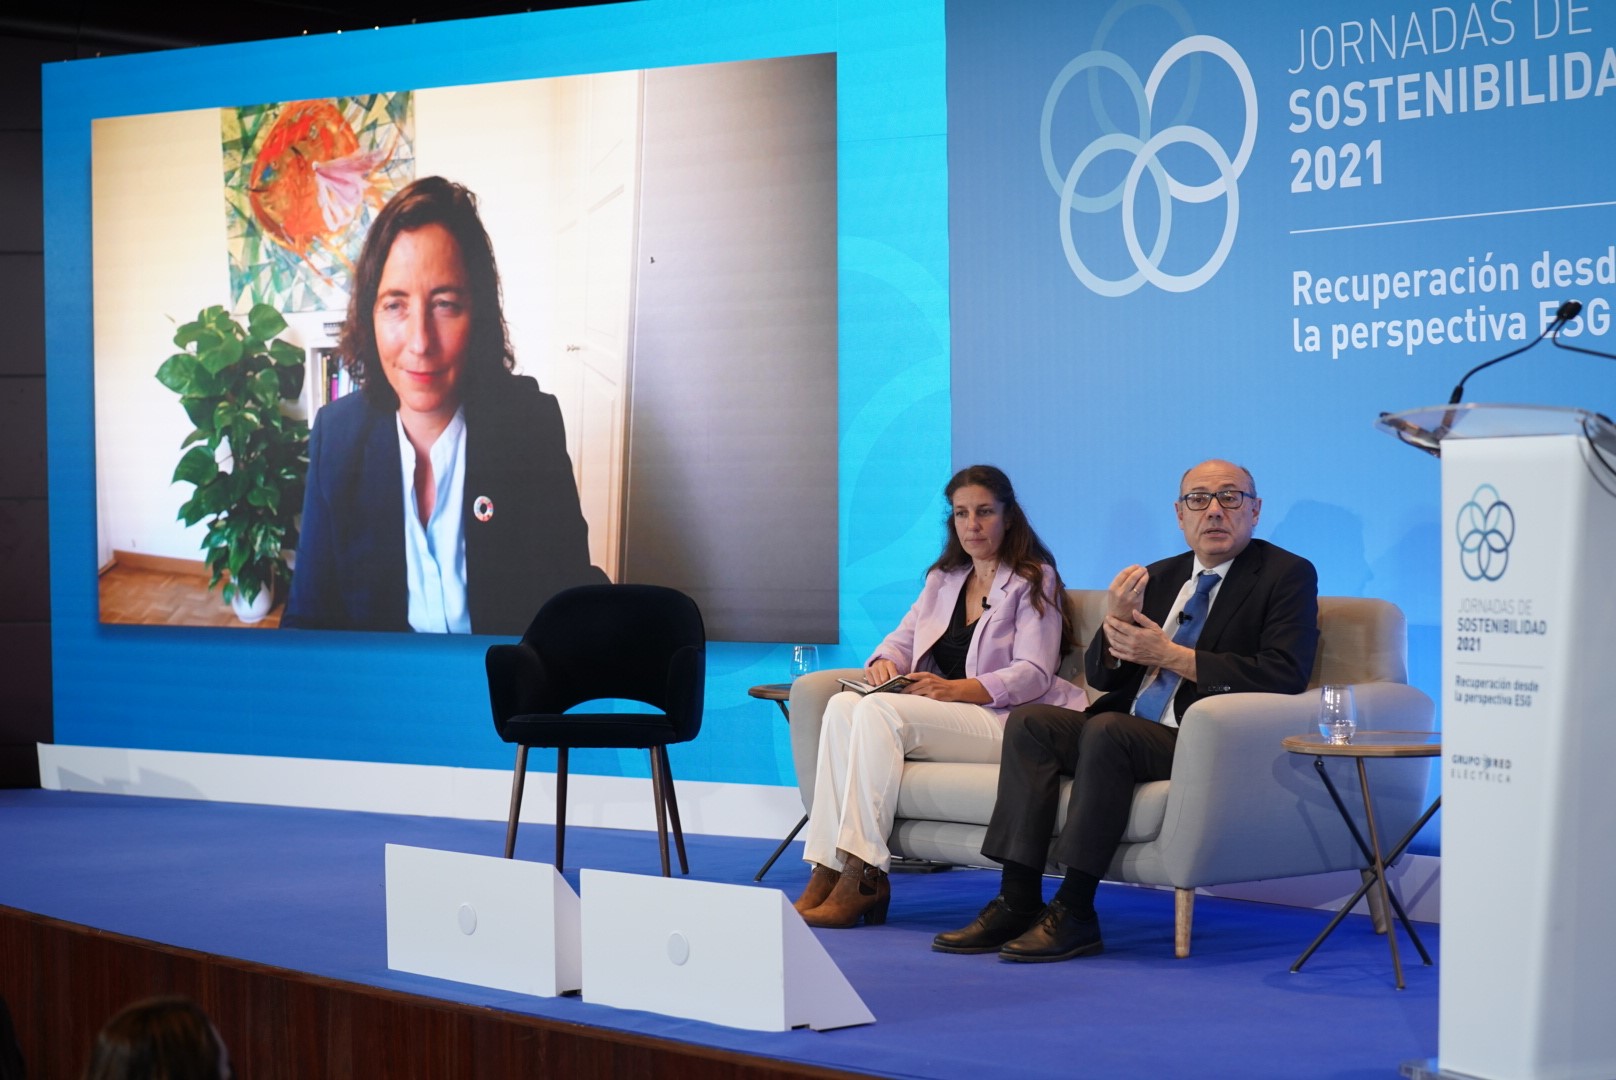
[786,668,864,814]
[1150,681,1435,886]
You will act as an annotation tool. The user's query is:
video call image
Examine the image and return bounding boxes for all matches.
[92,53,839,642]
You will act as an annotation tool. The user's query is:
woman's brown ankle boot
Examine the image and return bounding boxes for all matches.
[801,855,890,928]
[793,863,841,914]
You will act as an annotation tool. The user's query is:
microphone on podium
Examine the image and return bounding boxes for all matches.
[1447,299,1584,407]
[1548,301,1616,365]
[1384,298,1616,458]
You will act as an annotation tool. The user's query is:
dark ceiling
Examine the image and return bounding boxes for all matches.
[1,0,629,56]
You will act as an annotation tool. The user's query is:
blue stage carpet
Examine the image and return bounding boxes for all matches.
[0,790,1436,1078]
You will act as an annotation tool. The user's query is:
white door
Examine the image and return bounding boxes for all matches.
[547,71,640,580]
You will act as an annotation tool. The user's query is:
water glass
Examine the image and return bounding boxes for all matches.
[1317,684,1356,745]
[790,645,819,680]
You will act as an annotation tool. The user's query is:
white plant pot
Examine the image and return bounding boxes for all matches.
[231,584,274,625]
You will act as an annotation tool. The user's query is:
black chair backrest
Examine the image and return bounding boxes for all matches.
[521,584,706,740]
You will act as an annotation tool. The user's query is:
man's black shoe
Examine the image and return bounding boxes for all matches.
[998,899,1104,963]
[931,896,1042,954]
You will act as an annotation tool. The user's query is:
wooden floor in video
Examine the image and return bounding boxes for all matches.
[97,561,283,629]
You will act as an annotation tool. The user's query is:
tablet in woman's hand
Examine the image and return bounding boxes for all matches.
[836,674,915,696]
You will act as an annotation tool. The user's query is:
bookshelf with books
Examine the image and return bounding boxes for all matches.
[317,346,356,406]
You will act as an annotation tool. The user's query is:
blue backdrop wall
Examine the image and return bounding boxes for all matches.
[948,0,1616,721]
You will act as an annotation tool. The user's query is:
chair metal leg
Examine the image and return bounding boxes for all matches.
[657,746,690,875]
[504,745,529,859]
[648,746,672,877]
[555,747,569,873]
[754,814,809,881]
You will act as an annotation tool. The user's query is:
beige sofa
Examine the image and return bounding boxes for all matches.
[788,591,1436,956]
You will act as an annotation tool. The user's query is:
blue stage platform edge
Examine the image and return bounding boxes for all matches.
[0,790,1437,1078]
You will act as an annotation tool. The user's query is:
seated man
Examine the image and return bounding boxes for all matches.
[933,459,1320,962]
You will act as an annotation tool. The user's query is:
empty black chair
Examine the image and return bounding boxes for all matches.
[485,584,706,875]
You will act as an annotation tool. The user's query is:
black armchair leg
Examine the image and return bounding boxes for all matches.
[648,747,672,877]
[555,747,569,873]
[504,745,529,859]
[657,746,690,875]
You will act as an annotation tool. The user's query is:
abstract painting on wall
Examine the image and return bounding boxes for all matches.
[223,93,415,313]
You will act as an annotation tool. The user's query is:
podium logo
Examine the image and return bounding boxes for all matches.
[1448,752,1513,785]
[1456,484,1515,582]
[1040,31,1256,297]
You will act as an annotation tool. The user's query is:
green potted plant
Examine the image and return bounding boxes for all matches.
[156,302,309,623]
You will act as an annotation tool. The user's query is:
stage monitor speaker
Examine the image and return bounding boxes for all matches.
[580,869,874,1032]
[384,844,581,997]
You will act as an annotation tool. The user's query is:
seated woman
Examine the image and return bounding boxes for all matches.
[796,465,1086,928]
[284,176,605,634]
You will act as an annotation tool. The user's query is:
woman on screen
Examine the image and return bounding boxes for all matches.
[795,465,1086,928]
[283,176,604,634]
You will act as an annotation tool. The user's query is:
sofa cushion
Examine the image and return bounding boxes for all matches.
[896,762,1172,844]
[896,762,998,825]
[1117,780,1170,844]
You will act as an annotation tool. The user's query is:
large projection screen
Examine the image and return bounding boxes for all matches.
[90,54,837,643]
[45,1,950,784]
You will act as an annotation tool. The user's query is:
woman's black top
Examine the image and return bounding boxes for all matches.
[927,579,979,680]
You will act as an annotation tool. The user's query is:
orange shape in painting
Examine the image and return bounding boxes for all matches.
[248,100,395,275]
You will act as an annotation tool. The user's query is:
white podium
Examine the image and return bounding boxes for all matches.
[1380,405,1616,1080]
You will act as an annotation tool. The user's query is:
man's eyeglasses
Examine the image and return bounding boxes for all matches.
[1178,489,1255,511]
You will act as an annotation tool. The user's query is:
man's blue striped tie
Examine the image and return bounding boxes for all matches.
[1133,570,1220,722]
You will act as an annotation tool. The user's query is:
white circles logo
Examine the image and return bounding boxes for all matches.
[1041,35,1256,297]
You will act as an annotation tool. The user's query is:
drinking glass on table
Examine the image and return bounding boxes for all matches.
[1318,684,1356,744]
[790,645,819,680]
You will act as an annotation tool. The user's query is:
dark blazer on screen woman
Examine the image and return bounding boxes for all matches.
[282,375,606,634]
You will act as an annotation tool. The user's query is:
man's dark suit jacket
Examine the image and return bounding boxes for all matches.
[1081,539,1320,719]
[282,375,606,635]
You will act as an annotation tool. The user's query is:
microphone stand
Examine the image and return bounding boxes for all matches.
[1378,300,1585,457]
[1431,300,1584,446]
[1448,300,1581,407]
[1550,321,1616,365]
